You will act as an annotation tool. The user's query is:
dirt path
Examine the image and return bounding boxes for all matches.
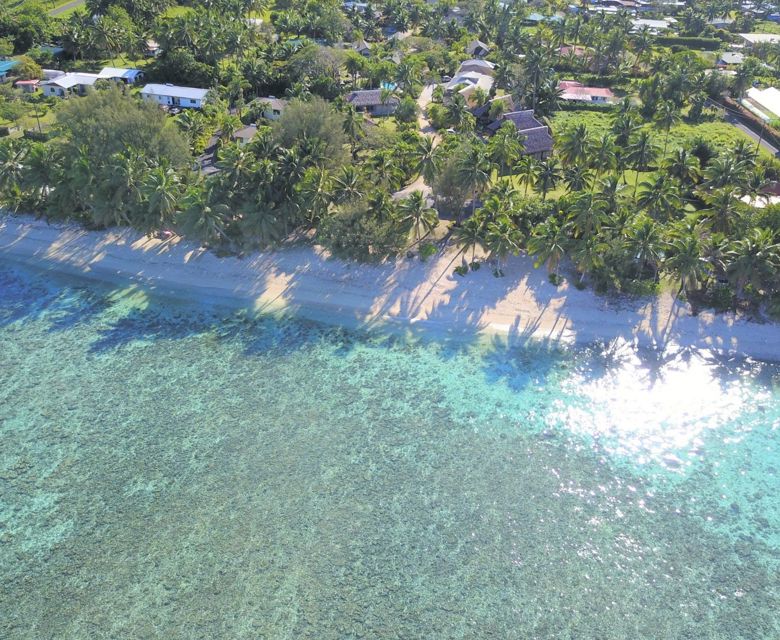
[393,84,441,200]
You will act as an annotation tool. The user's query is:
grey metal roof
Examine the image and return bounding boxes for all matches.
[488,110,553,154]
[345,89,398,107]
[233,124,259,141]
[141,83,209,100]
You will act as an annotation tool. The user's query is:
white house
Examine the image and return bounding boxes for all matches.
[140,83,210,109]
[744,86,780,121]
[631,18,676,34]
[558,80,616,103]
[97,67,144,84]
[456,59,496,76]
[41,72,100,97]
[257,96,287,120]
[739,33,780,47]
[445,71,494,104]
[41,67,143,98]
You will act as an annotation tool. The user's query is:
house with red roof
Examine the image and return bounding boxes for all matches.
[558,80,616,104]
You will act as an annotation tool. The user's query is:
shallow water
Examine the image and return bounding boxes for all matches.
[1,260,779,639]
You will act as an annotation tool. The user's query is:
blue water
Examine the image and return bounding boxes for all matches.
[1,260,779,638]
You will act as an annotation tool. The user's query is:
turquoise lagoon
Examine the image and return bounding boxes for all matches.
[1,260,779,639]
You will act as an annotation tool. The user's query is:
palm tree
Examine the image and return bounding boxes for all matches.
[413,136,440,185]
[611,110,640,147]
[589,134,617,176]
[627,131,658,194]
[446,94,473,132]
[564,166,592,193]
[568,192,604,239]
[654,100,681,159]
[453,214,487,264]
[488,121,521,178]
[594,175,627,213]
[399,191,439,243]
[702,154,750,192]
[625,215,662,279]
[515,155,538,196]
[297,167,333,223]
[528,216,569,282]
[332,165,365,204]
[177,186,231,245]
[665,148,700,190]
[557,123,590,167]
[485,214,522,275]
[458,142,492,219]
[533,158,562,200]
[139,162,182,233]
[637,174,681,221]
[572,234,607,284]
[699,187,741,234]
[342,105,364,158]
[19,142,58,208]
[664,234,709,299]
[725,228,780,300]
[0,140,27,201]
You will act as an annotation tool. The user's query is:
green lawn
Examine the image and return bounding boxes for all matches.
[163,4,195,18]
[753,20,780,35]
[550,110,770,157]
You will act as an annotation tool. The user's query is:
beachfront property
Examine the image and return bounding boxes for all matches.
[41,67,144,98]
[345,89,399,116]
[140,84,210,109]
[743,86,780,121]
[558,80,616,104]
[0,59,19,83]
[487,110,554,159]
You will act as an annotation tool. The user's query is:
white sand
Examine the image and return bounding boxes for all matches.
[2,214,779,360]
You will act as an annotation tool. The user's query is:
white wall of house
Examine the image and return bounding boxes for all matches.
[141,93,205,109]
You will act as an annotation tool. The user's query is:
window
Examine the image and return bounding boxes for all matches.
[190,99,197,105]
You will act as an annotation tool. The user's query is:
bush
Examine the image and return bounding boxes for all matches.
[0,126,10,137]
[655,37,721,51]
[556,101,618,113]
[23,129,50,141]
[272,96,347,168]
[419,241,437,261]
[317,201,407,261]
[395,96,419,124]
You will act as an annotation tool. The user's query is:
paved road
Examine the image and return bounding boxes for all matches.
[49,0,84,16]
[724,113,780,157]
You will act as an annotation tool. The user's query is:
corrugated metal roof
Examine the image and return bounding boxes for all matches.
[141,84,210,100]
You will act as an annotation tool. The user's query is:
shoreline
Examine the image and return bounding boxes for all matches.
[2,214,780,361]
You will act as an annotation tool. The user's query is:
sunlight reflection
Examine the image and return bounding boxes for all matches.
[552,346,768,473]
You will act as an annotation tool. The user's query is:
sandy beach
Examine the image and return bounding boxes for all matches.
[2,213,779,360]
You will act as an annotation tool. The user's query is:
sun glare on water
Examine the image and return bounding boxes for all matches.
[552,346,769,473]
